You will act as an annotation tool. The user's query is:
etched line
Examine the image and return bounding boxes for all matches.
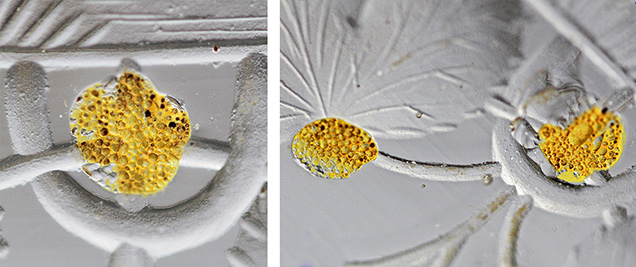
[281,52,315,103]
[37,11,82,48]
[281,80,315,112]
[326,29,345,111]
[282,0,327,117]
[0,0,28,39]
[85,0,136,4]
[362,2,411,82]
[71,20,109,48]
[281,18,303,59]
[280,100,312,116]
[350,104,433,120]
[315,0,330,68]
[17,0,63,45]
[353,65,472,107]
[160,29,267,34]
[280,113,308,121]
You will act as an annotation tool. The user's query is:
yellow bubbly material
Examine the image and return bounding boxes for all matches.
[538,106,624,183]
[291,118,378,179]
[69,71,191,195]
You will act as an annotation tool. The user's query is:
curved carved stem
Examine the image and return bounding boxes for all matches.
[493,119,636,218]
[4,55,266,258]
[0,143,80,190]
[374,151,501,182]
[498,195,533,267]
[345,188,517,267]
[0,137,230,191]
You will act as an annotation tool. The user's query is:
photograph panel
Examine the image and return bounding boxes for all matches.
[0,0,267,266]
[280,0,636,266]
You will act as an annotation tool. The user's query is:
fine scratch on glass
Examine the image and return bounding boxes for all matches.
[282,0,636,266]
[0,0,266,266]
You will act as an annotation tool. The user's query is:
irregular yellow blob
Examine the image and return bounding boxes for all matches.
[538,106,624,183]
[69,71,191,196]
[291,118,378,179]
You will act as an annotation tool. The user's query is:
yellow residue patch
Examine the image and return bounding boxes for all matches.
[69,71,191,196]
[538,106,624,183]
[291,118,378,179]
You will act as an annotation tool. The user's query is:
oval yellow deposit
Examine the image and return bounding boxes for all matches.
[291,118,378,179]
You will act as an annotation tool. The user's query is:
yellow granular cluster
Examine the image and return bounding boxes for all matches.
[69,71,191,196]
[291,118,378,179]
[538,106,624,183]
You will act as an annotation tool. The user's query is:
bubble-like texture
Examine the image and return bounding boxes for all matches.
[291,118,378,179]
[69,71,191,195]
[538,106,624,183]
